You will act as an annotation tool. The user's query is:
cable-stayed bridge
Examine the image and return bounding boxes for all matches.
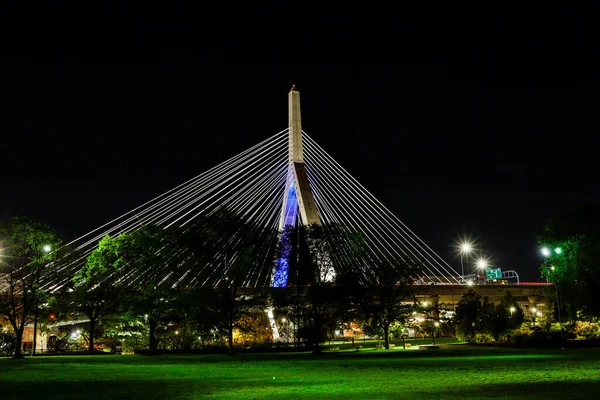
[46,86,462,292]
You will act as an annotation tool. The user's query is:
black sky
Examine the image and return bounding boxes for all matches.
[1,7,599,282]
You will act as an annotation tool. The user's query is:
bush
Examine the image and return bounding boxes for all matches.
[121,335,147,354]
[0,328,15,356]
[510,329,566,347]
[473,333,495,343]
[573,321,599,339]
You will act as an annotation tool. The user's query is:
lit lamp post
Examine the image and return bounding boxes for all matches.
[32,244,52,356]
[476,258,488,283]
[433,322,440,345]
[459,242,473,282]
[510,306,516,317]
[541,247,565,343]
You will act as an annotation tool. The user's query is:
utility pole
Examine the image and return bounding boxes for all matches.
[553,270,566,344]
[32,244,52,356]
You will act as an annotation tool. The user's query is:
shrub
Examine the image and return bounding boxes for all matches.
[573,321,599,339]
[0,327,15,356]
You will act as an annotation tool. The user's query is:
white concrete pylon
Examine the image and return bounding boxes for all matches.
[288,85,321,226]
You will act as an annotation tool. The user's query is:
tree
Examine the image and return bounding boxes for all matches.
[179,287,226,347]
[297,223,367,352]
[217,240,271,354]
[115,225,180,354]
[454,290,524,343]
[0,217,60,358]
[182,208,277,353]
[125,285,178,353]
[500,291,524,332]
[71,237,125,353]
[235,308,272,345]
[477,297,502,341]
[453,289,482,343]
[71,226,181,354]
[353,261,415,349]
[538,201,600,319]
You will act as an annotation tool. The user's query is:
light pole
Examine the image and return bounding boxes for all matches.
[433,322,439,345]
[32,244,51,356]
[510,306,516,317]
[459,242,473,282]
[531,307,537,327]
[541,247,565,343]
[476,258,488,283]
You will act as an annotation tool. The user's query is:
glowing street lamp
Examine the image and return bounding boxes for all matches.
[476,258,489,281]
[510,306,516,316]
[432,322,440,345]
[458,241,474,281]
[476,258,488,270]
[32,244,52,356]
[541,246,565,343]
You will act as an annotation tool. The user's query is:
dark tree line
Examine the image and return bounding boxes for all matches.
[538,201,600,321]
[4,208,541,357]
[1,210,428,357]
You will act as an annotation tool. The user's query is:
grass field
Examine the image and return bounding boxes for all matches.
[2,345,600,399]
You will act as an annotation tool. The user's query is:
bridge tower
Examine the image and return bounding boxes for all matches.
[272,86,321,288]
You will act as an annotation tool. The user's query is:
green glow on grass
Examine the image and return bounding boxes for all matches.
[2,349,599,399]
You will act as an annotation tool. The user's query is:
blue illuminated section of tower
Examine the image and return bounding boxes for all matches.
[272,85,321,288]
[282,184,298,227]
[273,184,298,287]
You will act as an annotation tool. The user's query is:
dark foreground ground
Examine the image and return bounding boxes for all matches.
[2,345,600,399]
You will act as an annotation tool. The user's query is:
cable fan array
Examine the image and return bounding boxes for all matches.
[302,132,461,284]
[45,129,290,292]
[45,127,461,292]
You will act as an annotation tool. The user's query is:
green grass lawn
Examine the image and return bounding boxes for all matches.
[2,346,600,399]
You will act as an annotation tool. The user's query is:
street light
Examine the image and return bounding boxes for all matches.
[541,247,565,343]
[32,244,52,356]
[476,258,488,270]
[433,322,440,345]
[459,241,474,281]
[510,306,516,316]
[476,258,488,282]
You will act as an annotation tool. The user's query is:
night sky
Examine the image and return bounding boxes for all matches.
[1,8,598,282]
